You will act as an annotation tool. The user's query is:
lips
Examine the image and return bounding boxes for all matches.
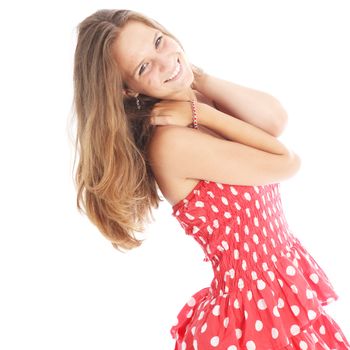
[164,59,181,83]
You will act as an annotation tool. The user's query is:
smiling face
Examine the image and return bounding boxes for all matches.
[112,20,194,100]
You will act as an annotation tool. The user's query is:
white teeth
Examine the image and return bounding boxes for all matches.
[166,61,180,82]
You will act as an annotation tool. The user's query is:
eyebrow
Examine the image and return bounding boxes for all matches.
[132,31,160,77]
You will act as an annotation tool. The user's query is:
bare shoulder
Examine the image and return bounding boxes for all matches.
[147,125,214,206]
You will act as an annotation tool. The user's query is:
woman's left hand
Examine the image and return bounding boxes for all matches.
[150,100,193,127]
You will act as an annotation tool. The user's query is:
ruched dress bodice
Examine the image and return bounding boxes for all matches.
[170,180,349,350]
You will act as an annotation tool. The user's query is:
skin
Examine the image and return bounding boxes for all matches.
[110,19,291,205]
[112,20,196,102]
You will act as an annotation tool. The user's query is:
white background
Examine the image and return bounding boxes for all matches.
[1,1,349,349]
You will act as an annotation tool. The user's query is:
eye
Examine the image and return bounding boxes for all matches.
[139,63,147,76]
[139,35,163,75]
[155,35,163,48]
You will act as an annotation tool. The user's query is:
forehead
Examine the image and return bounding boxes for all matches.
[112,21,157,77]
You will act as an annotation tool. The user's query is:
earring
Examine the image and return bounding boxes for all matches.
[135,95,141,110]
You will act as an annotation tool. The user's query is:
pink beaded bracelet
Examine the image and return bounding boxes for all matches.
[190,100,199,129]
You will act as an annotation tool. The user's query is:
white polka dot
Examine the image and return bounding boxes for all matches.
[286,265,296,276]
[257,299,267,310]
[306,289,314,299]
[251,271,258,280]
[181,341,187,350]
[185,213,195,220]
[244,225,249,234]
[335,332,344,342]
[234,298,240,309]
[257,279,266,290]
[229,268,235,278]
[255,320,263,331]
[277,298,285,308]
[224,317,229,328]
[242,260,247,270]
[195,200,204,207]
[291,305,300,316]
[262,262,268,271]
[193,340,198,350]
[254,217,259,227]
[244,192,251,200]
[210,336,220,347]
[187,297,196,307]
[234,249,239,259]
[207,191,214,198]
[230,186,238,195]
[198,311,204,320]
[309,273,319,283]
[268,271,275,281]
[319,325,326,335]
[225,226,231,235]
[244,310,248,319]
[192,226,200,234]
[238,278,244,289]
[311,333,319,342]
[271,328,279,339]
[222,240,229,250]
[212,305,220,316]
[201,322,207,333]
[273,306,280,317]
[213,219,219,228]
[299,340,308,350]
[221,196,229,205]
[186,309,193,318]
[246,340,256,350]
[291,284,298,294]
[224,212,232,218]
[247,290,253,301]
[199,216,206,222]
[235,328,242,339]
[211,205,219,213]
[252,251,258,262]
[227,346,237,350]
[308,310,317,320]
[253,233,259,243]
[290,324,300,336]
[191,326,196,336]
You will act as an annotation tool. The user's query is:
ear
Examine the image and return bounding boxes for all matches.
[123,88,138,98]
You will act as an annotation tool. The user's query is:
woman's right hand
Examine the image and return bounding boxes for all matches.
[150,100,196,128]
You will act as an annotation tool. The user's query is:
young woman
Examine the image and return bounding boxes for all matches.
[72,9,350,350]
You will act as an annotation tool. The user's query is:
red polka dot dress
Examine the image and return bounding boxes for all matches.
[170,180,350,350]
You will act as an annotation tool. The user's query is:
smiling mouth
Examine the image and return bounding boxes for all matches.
[164,59,181,83]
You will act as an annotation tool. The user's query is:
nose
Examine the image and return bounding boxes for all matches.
[155,53,172,73]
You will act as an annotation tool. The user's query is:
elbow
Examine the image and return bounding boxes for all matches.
[287,150,302,178]
[271,102,289,137]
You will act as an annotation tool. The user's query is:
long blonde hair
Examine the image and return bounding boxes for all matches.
[72,9,184,251]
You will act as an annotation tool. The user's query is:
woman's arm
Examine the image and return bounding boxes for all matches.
[150,102,300,186]
[192,70,288,137]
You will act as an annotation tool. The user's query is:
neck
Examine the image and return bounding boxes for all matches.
[164,87,197,101]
